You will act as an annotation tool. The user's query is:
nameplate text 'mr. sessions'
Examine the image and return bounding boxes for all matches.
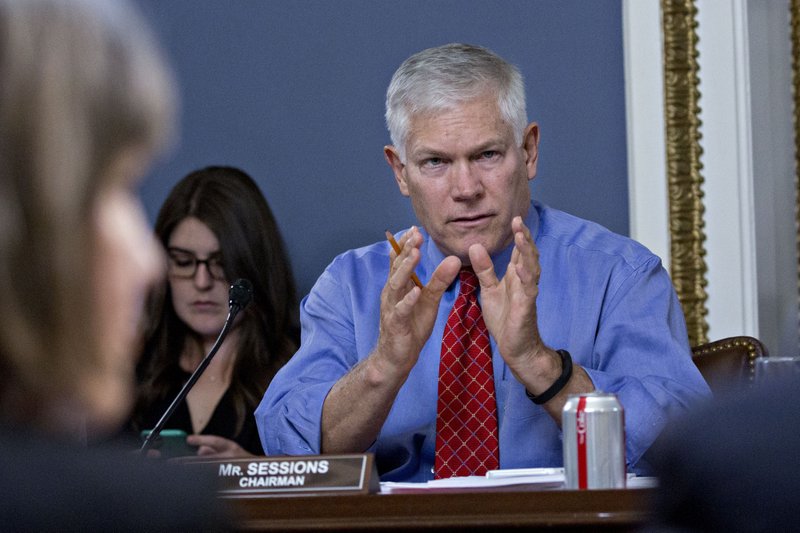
[193,454,379,497]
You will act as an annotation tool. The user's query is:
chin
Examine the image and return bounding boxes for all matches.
[452,237,497,260]
[198,320,227,335]
[185,316,225,335]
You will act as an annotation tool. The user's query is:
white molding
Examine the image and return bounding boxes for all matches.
[623,0,669,268]
[695,0,759,341]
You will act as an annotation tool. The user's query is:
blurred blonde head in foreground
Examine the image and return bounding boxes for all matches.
[0,0,176,438]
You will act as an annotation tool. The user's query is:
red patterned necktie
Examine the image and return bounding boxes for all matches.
[434,268,499,478]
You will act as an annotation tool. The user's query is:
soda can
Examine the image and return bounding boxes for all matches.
[562,391,626,489]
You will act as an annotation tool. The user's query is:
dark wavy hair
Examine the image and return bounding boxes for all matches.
[133,166,299,435]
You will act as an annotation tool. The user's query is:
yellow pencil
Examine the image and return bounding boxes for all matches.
[385,230,423,288]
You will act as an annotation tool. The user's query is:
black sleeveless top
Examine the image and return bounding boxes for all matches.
[134,370,263,456]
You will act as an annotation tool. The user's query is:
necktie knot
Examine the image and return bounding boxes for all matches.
[458,268,479,296]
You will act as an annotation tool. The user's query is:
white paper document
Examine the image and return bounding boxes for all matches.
[379,467,657,493]
[380,468,565,493]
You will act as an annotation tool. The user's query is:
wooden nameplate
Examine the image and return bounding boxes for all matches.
[189,453,379,497]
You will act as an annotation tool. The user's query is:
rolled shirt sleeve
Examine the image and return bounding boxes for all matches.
[256,248,382,456]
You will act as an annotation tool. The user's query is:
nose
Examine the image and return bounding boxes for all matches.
[192,261,215,289]
[451,160,484,201]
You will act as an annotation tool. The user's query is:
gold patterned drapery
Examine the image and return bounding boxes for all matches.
[661,0,709,346]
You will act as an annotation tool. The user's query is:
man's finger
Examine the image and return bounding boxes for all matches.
[468,244,499,290]
[425,256,461,298]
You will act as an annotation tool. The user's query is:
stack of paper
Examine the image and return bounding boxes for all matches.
[380,468,565,493]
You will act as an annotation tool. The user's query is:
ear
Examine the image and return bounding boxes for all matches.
[384,145,410,197]
[521,122,540,181]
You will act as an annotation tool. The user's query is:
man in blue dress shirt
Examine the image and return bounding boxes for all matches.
[256,43,710,481]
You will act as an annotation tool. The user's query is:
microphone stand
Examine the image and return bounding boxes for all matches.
[140,280,251,455]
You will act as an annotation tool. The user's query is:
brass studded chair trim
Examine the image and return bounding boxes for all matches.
[691,336,768,394]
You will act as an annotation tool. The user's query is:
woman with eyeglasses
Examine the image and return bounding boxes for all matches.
[130,166,299,458]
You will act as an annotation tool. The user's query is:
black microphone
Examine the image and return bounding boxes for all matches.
[140,278,254,455]
[228,278,253,313]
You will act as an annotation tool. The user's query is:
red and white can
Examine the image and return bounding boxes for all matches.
[562,391,626,489]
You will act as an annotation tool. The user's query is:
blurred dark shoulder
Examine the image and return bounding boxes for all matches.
[648,379,800,532]
[0,427,230,532]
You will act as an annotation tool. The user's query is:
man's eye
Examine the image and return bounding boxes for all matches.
[479,150,499,160]
[422,157,444,168]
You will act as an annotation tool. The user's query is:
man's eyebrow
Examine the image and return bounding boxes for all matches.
[408,147,446,159]
[471,138,508,152]
[411,136,509,155]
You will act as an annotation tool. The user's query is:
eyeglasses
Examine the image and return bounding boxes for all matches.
[167,248,227,281]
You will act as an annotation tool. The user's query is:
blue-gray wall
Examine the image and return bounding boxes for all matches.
[134,0,628,297]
